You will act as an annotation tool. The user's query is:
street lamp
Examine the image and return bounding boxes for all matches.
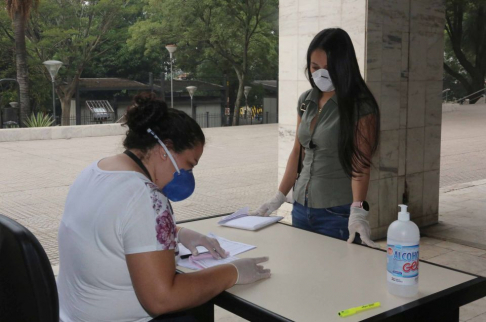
[165,44,177,109]
[186,86,197,119]
[244,86,251,120]
[43,60,63,125]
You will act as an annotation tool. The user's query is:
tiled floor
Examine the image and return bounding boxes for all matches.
[440,104,486,188]
[0,125,278,265]
[421,180,486,252]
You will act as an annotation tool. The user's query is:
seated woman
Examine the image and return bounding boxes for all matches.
[57,92,270,322]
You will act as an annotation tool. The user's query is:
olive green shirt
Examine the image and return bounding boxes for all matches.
[294,88,374,209]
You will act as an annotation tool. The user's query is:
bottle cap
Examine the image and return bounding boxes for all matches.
[398,204,410,221]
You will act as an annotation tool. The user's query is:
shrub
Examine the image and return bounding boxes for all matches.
[24,113,55,127]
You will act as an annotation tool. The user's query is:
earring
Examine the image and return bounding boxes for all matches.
[163,154,167,157]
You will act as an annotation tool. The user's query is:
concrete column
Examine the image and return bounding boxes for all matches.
[278,0,445,239]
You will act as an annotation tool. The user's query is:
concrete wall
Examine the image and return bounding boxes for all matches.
[278,0,446,238]
[264,97,278,123]
[70,99,223,127]
[0,124,126,143]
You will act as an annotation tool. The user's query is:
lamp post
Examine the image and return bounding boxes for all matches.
[43,60,63,125]
[186,86,197,120]
[244,86,251,121]
[165,44,177,109]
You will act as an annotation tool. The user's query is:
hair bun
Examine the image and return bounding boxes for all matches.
[125,92,168,134]
[134,92,157,107]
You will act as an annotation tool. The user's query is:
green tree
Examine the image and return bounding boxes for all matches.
[129,0,278,125]
[0,7,15,80]
[27,0,137,125]
[81,1,153,81]
[0,7,50,115]
[444,0,486,103]
[5,0,39,125]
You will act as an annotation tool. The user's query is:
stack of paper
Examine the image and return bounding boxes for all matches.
[218,207,283,231]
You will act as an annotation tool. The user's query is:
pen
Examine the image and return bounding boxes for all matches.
[180,251,230,260]
[338,302,381,317]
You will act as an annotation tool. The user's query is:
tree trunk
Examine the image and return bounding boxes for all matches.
[232,69,245,126]
[469,76,485,104]
[58,85,76,126]
[57,74,81,126]
[13,12,30,127]
[60,95,72,126]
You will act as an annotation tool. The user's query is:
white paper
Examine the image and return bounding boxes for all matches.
[192,255,240,269]
[177,258,202,270]
[177,233,256,270]
[217,207,250,224]
[178,245,209,257]
[207,232,256,256]
[221,215,283,231]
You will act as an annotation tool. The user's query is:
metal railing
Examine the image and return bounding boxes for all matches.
[193,112,275,128]
[22,111,275,128]
[442,89,451,102]
[194,113,224,128]
[56,112,117,126]
[454,88,486,104]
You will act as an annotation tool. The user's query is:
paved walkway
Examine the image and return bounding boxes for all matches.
[423,104,486,322]
[440,104,486,188]
[0,124,277,265]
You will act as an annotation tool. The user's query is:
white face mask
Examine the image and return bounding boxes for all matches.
[311,69,335,92]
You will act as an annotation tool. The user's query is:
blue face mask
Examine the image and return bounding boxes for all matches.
[147,129,196,202]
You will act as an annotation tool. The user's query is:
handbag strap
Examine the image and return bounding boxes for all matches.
[295,99,309,181]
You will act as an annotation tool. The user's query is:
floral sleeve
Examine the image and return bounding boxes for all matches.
[146,182,177,250]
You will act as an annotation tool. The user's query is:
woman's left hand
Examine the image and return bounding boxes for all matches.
[177,228,228,259]
[347,207,379,248]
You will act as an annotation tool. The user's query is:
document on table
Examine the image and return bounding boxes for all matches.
[177,233,256,270]
[218,207,283,231]
[178,245,209,258]
[190,254,240,269]
[208,233,256,256]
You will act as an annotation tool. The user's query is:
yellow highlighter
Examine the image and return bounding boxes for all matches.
[338,302,381,317]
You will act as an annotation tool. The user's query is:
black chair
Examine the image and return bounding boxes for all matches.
[0,214,59,322]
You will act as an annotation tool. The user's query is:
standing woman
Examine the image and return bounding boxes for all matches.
[252,28,380,247]
[57,92,270,322]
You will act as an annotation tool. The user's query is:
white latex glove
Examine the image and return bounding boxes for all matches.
[250,191,286,216]
[228,257,271,285]
[347,207,379,248]
[177,228,227,259]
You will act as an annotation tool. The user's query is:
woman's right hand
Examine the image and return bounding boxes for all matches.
[250,191,286,216]
[228,257,271,285]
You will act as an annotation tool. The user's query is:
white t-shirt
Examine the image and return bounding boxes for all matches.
[57,161,178,322]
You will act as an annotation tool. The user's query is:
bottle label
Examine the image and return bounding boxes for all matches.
[387,244,419,286]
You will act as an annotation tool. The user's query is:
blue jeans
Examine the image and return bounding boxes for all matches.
[292,201,360,243]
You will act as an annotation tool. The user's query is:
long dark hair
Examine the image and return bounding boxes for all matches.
[123,92,205,156]
[306,28,380,177]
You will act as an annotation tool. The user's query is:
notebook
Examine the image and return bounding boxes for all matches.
[218,207,283,231]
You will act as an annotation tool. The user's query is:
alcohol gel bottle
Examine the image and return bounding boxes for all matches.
[386,204,420,297]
